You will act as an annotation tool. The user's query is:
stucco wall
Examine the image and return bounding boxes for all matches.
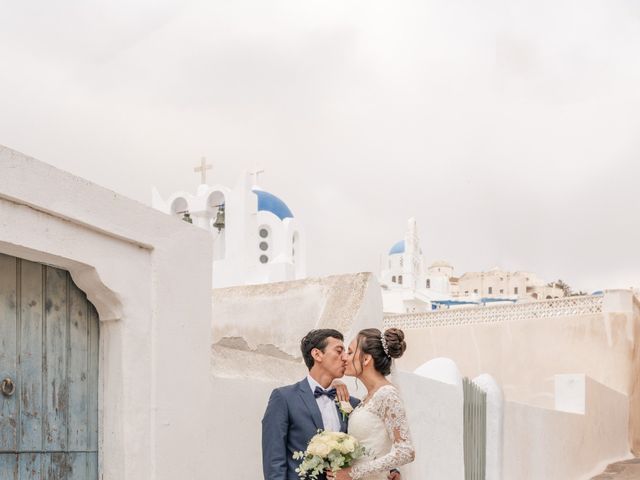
[503,376,630,480]
[0,145,215,479]
[393,293,635,408]
[209,272,386,477]
[630,295,640,455]
[394,371,465,480]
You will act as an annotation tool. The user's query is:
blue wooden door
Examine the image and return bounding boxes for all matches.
[0,254,99,479]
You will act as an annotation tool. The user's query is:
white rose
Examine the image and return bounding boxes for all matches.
[339,401,354,414]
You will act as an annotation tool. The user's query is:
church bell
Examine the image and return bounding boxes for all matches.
[213,206,225,231]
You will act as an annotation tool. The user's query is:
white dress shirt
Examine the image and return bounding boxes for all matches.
[307,374,341,432]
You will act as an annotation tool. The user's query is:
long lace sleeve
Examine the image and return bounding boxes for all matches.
[349,386,415,479]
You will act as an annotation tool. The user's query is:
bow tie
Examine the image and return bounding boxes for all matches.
[313,386,337,400]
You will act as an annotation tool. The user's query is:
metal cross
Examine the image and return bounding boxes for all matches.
[194,157,212,185]
[249,167,265,186]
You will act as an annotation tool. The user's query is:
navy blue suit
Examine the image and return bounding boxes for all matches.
[261,379,360,480]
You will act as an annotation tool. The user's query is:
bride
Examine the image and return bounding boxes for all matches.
[329,328,416,480]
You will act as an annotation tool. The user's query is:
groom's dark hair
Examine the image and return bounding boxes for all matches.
[300,329,344,370]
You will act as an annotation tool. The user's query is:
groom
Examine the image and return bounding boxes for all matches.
[261,329,401,480]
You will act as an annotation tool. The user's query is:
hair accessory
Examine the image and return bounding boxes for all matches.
[380,332,390,357]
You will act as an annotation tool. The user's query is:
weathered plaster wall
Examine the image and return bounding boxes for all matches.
[210,273,390,477]
[503,376,630,480]
[394,371,465,480]
[0,145,214,479]
[394,292,636,409]
[630,294,640,455]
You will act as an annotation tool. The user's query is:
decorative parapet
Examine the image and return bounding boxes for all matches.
[384,295,603,329]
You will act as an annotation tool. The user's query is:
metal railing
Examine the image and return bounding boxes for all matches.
[463,378,487,480]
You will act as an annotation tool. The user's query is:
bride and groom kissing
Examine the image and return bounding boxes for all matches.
[262,328,416,480]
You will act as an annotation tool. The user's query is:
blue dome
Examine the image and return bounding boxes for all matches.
[389,240,405,255]
[252,189,294,220]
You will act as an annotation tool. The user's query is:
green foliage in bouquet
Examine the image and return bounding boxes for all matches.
[293,431,365,479]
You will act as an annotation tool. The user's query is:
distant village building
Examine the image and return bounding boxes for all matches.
[379,219,566,313]
[152,160,306,288]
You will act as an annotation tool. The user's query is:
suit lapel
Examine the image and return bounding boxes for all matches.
[336,402,348,433]
[297,379,324,432]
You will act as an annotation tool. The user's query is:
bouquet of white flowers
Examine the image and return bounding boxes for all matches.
[293,431,365,479]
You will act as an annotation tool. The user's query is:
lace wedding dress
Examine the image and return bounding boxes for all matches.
[347,385,415,480]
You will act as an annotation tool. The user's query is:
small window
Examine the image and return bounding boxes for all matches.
[474,289,478,294]
[488,287,493,294]
[259,255,269,264]
[426,279,431,289]
[500,289,504,294]
[514,287,518,294]
[398,275,403,285]
[392,276,396,283]
[465,291,469,295]
[259,228,269,238]
[546,295,552,299]
[259,241,269,251]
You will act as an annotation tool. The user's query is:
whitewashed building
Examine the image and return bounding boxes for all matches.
[152,163,306,288]
[380,219,566,313]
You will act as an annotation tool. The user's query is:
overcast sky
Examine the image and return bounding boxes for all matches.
[1,0,639,291]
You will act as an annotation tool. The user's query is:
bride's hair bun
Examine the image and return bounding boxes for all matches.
[355,327,408,376]
[383,328,407,359]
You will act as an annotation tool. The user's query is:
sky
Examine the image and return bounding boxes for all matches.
[1,0,639,292]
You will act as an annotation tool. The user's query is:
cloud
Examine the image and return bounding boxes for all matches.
[1,0,639,290]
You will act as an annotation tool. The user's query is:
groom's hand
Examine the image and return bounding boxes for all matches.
[330,379,350,402]
[387,469,401,480]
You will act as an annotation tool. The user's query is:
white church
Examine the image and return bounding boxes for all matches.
[151,160,306,288]
[0,146,638,480]
[380,218,566,314]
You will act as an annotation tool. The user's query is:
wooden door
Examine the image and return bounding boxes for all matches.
[0,254,99,479]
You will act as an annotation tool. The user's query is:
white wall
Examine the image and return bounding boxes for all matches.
[503,376,630,480]
[395,371,465,480]
[209,272,386,477]
[0,145,215,480]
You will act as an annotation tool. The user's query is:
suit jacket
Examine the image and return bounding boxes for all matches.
[262,378,361,480]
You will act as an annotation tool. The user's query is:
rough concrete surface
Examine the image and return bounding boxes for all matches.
[591,458,640,479]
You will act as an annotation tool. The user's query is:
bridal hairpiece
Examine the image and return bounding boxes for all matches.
[380,332,390,358]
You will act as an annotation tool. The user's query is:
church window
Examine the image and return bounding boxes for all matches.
[392,276,396,283]
[259,255,269,264]
[259,241,268,251]
[426,279,431,289]
[259,228,269,238]
[488,287,493,294]
[398,275,403,285]
[514,287,519,294]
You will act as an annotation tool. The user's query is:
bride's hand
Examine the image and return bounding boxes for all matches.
[330,379,350,402]
[334,467,353,480]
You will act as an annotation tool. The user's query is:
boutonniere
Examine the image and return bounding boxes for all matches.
[335,399,354,421]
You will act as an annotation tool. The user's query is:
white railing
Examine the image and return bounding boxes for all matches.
[383,295,603,329]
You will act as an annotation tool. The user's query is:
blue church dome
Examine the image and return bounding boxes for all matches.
[389,240,405,255]
[252,189,294,220]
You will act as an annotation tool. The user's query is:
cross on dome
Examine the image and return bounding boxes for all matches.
[194,157,213,185]
[249,167,265,187]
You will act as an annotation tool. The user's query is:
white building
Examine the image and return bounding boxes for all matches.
[152,165,306,288]
[380,219,566,313]
[379,218,457,314]
[456,269,564,301]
